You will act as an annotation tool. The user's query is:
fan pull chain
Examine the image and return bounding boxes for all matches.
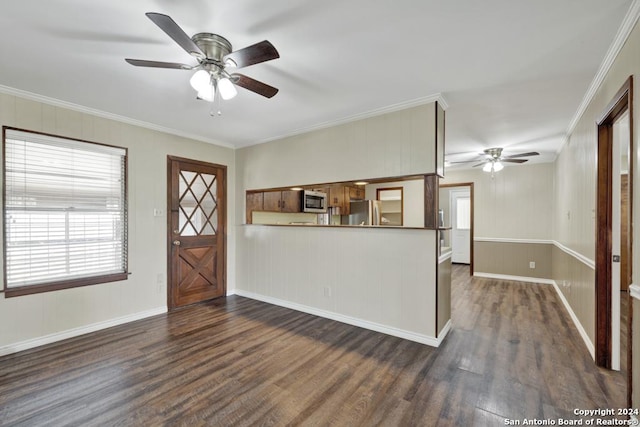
[208,81,222,117]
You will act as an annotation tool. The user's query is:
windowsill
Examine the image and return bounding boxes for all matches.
[4,272,129,298]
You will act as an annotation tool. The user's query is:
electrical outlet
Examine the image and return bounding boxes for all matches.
[323,286,331,297]
[153,208,164,217]
[529,261,536,269]
[156,273,164,284]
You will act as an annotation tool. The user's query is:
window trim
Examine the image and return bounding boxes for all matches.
[2,126,129,298]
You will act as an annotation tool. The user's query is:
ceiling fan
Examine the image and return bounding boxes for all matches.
[449,147,539,174]
[125,12,279,105]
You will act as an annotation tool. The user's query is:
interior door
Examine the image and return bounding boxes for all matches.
[451,189,471,264]
[168,156,226,309]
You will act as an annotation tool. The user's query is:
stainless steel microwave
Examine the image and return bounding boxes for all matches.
[302,190,327,213]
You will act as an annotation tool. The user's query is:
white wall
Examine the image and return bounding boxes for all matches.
[0,93,235,352]
[365,179,425,227]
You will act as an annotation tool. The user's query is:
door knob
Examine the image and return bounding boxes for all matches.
[173,240,181,246]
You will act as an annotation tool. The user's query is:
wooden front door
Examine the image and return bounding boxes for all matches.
[167,156,226,309]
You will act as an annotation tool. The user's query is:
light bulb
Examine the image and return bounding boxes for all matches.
[483,162,493,172]
[197,87,214,102]
[190,70,211,93]
[493,161,504,172]
[218,77,237,100]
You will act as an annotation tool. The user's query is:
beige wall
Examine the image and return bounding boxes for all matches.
[236,103,436,224]
[237,226,439,342]
[235,102,443,343]
[552,17,640,368]
[437,256,452,337]
[441,163,554,278]
[0,93,235,352]
[551,245,596,348]
[475,241,552,279]
[442,162,554,240]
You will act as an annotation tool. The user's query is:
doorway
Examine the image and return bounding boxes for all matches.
[440,182,474,274]
[167,156,227,309]
[450,189,471,264]
[595,76,632,405]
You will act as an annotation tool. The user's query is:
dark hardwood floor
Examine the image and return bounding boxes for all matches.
[0,265,627,426]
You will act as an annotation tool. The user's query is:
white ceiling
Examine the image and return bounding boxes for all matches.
[0,0,633,168]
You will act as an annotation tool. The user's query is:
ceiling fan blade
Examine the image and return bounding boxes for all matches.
[224,40,279,69]
[472,161,488,167]
[231,74,279,98]
[502,159,528,164]
[502,151,539,159]
[145,12,204,58]
[449,158,483,164]
[125,59,193,69]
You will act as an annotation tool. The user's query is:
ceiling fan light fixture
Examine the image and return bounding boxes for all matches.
[218,77,237,100]
[483,162,493,172]
[197,87,215,102]
[190,69,211,93]
[493,161,504,172]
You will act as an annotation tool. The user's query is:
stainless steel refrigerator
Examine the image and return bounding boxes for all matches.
[342,200,382,225]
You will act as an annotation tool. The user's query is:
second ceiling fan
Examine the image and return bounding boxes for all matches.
[450,147,539,173]
[125,12,280,103]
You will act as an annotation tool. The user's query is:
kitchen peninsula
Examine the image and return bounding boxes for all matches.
[236,101,450,347]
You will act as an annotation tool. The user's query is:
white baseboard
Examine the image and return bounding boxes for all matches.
[233,290,444,347]
[438,319,452,341]
[0,306,168,357]
[551,280,595,359]
[473,272,555,285]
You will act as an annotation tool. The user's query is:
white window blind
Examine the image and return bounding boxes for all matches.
[4,129,127,289]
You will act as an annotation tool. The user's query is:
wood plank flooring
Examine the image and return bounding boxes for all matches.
[0,265,627,426]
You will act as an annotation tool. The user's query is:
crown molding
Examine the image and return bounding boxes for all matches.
[253,93,449,146]
[557,0,640,154]
[0,84,235,149]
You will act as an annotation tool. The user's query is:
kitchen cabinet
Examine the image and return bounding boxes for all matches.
[246,192,264,223]
[262,190,301,213]
[348,186,365,201]
[327,185,366,215]
[328,185,347,211]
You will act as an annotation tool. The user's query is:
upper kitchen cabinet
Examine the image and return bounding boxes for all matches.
[264,190,301,213]
[328,184,367,215]
[246,189,301,222]
[246,192,264,223]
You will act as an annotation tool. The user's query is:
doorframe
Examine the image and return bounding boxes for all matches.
[440,182,474,275]
[166,155,228,310]
[595,77,633,393]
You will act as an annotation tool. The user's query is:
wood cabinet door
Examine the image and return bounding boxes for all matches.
[168,156,226,309]
[246,192,263,223]
[263,191,282,211]
[329,185,345,208]
[353,187,365,200]
[281,190,301,213]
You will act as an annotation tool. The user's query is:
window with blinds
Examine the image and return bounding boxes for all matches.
[3,128,128,296]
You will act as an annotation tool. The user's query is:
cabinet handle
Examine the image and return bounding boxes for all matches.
[282,200,286,209]
[278,200,281,208]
